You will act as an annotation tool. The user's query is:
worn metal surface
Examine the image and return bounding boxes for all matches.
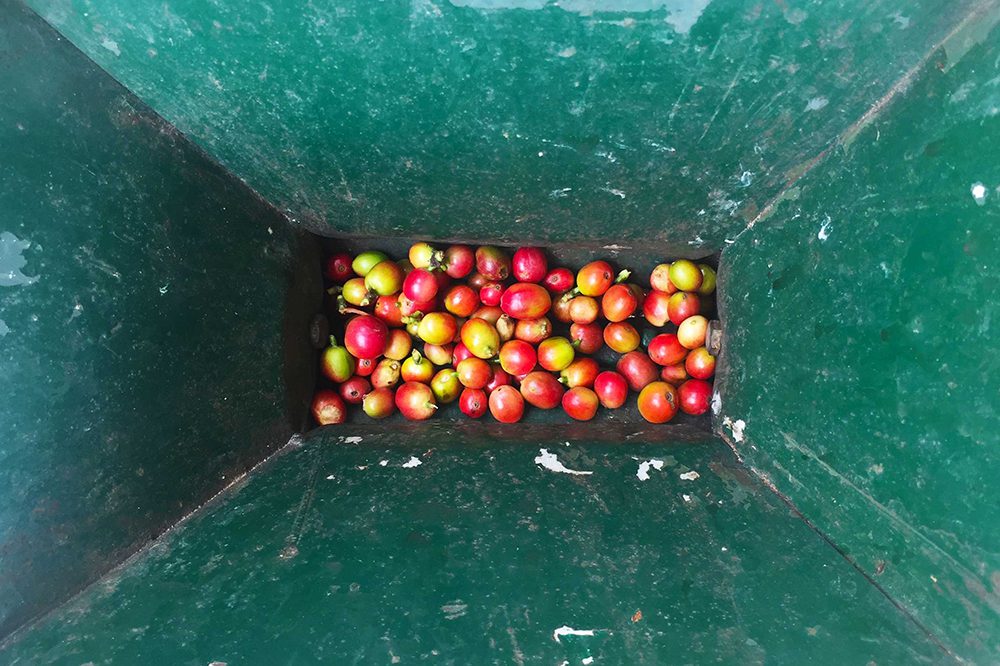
[0,3,310,641]
[24,0,983,254]
[1,429,944,664]
[717,14,1000,663]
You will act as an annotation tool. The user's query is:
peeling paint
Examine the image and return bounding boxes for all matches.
[636,459,664,481]
[805,96,829,112]
[402,456,422,468]
[535,449,592,476]
[722,417,746,442]
[100,37,121,56]
[0,231,39,286]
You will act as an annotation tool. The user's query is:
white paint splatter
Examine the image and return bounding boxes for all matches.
[721,546,728,552]
[557,46,577,58]
[100,38,121,56]
[679,471,700,481]
[636,459,664,481]
[601,244,632,250]
[326,474,335,480]
[552,626,598,642]
[0,320,8,337]
[739,170,754,187]
[805,96,829,112]
[600,187,626,199]
[535,449,592,476]
[818,216,832,241]
[711,391,722,415]
[869,463,884,475]
[402,456,422,468]
[342,436,363,444]
[549,187,573,199]
[379,460,389,467]
[582,658,595,665]
[159,284,169,295]
[682,494,692,502]
[971,182,987,205]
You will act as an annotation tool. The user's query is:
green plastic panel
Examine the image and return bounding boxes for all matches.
[24,0,983,254]
[1,429,944,664]
[717,17,1000,663]
[0,3,312,641]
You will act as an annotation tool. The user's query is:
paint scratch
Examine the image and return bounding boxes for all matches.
[698,54,750,142]
[552,626,599,642]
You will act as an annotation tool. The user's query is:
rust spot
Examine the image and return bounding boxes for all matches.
[631,610,643,623]
[875,560,886,576]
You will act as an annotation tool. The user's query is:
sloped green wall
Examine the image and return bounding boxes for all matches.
[717,17,1000,662]
[0,430,946,664]
[24,0,983,254]
[0,3,311,640]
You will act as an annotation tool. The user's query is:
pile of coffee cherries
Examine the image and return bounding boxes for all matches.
[312,243,716,425]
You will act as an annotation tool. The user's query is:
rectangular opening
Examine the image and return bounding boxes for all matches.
[299,234,720,441]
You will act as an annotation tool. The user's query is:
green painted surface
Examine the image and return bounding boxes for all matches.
[3,0,997,659]
[1,429,944,664]
[24,0,983,254]
[0,3,312,641]
[717,17,1000,663]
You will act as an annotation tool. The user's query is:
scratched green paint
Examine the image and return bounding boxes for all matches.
[717,18,1000,663]
[0,430,944,664]
[25,0,982,255]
